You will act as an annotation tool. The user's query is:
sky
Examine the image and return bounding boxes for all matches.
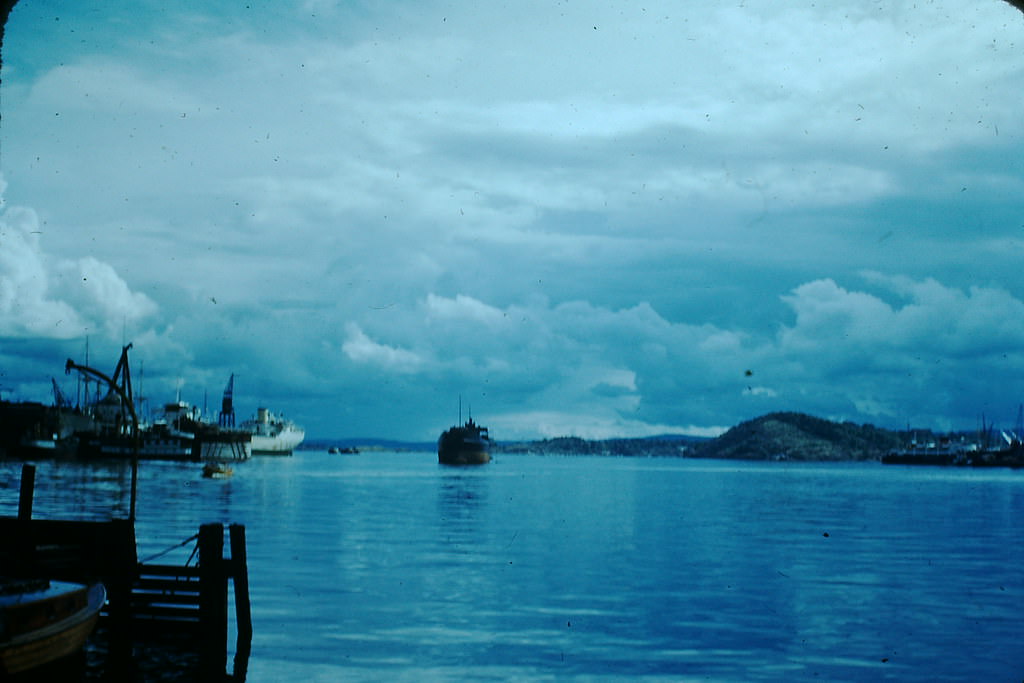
[1,1,1023,442]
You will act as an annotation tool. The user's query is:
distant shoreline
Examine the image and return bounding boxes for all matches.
[304,411,1011,462]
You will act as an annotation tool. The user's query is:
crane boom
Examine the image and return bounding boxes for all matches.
[64,343,140,522]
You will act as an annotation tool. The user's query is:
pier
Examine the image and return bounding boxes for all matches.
[2,464,252,680]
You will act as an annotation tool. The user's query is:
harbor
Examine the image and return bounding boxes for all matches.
[881,418,1024,468]
[0,346,304,463]
[0,346,300,679]
[2,463,251,680]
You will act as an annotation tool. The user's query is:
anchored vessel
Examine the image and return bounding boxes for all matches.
[219,374,302,456]
[241,407,305,455]
[438,415,492,465]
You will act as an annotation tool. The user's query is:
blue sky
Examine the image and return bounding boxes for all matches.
[2,1,1023,441]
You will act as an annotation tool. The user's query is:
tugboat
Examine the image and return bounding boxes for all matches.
[438,404,492,465]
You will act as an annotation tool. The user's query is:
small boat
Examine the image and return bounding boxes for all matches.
[328,446,359,454]
[0,579,105,676]
[438,415,492,465]
[202,462,234,478]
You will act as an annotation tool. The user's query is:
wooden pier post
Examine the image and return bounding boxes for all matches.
[18,463,35,521]
[229,524,253,642]
[229,524,252,680]
[198,523,227,674]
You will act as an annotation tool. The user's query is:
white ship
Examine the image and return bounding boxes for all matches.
[241,407,305,455]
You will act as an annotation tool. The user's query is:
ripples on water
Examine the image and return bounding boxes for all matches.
[2,453,1022,681]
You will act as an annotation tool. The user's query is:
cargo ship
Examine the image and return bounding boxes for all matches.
[220,375,303,455]
[438,415,492,465]
[241,407,305,455]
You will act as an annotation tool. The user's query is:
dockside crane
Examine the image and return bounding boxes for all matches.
[65,343,141,522]
[51,378,71,408]
[66,344,137,437]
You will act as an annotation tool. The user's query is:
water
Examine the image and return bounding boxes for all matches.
[3,453,1022,681]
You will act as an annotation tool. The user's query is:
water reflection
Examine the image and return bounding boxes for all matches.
[1,458,134,519]
[437,468,489,523]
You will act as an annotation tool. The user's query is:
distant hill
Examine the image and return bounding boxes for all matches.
[303,414,909,461]
[303,434,709,456]
[493,434,709,457]
[689,412,904,461]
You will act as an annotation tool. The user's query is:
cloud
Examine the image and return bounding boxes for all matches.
[771,275,1024,424]
[0,204,83,339]
[3,2,1023,438]
[54,257,159,337]
[342,322,424,373]
[425,293,506,326]
[0,192,156,342]
[781,275,1024,361]
[492,409,728,441]
[29,59,204,116]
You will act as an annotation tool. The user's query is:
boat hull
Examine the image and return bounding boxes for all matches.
[242,408,305,455]
[0,582,105,676]
[437,419,492,466]
[250,429,305,455]
[438,448,491,466]
[881,451,956,466]
[75,433,197,461]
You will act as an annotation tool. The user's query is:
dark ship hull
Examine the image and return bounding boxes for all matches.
[438,418,491,465]
[0,401,95,458]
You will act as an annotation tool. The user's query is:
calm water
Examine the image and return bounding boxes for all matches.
[2,452,1023,682]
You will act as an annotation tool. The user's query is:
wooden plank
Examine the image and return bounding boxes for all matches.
[132,593,201,607]
[102,602,200,619]
[134,579,200,593]
[131,605,200,619]
[138,563,201,578]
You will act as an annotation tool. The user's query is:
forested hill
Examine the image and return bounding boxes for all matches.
[689,412,904,461]
[492,435,703,457]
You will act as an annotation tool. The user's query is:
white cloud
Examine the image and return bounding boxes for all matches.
[425,293,506,326]
[54,257,159,336]
[781,274,1024,360]
[3,2,1023,438]
[779,279,895,352]
[30,60,204,116]
[493,409,727,441]
[0,205,82,339]
[341,322,423,373]
[0,185,158,343]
